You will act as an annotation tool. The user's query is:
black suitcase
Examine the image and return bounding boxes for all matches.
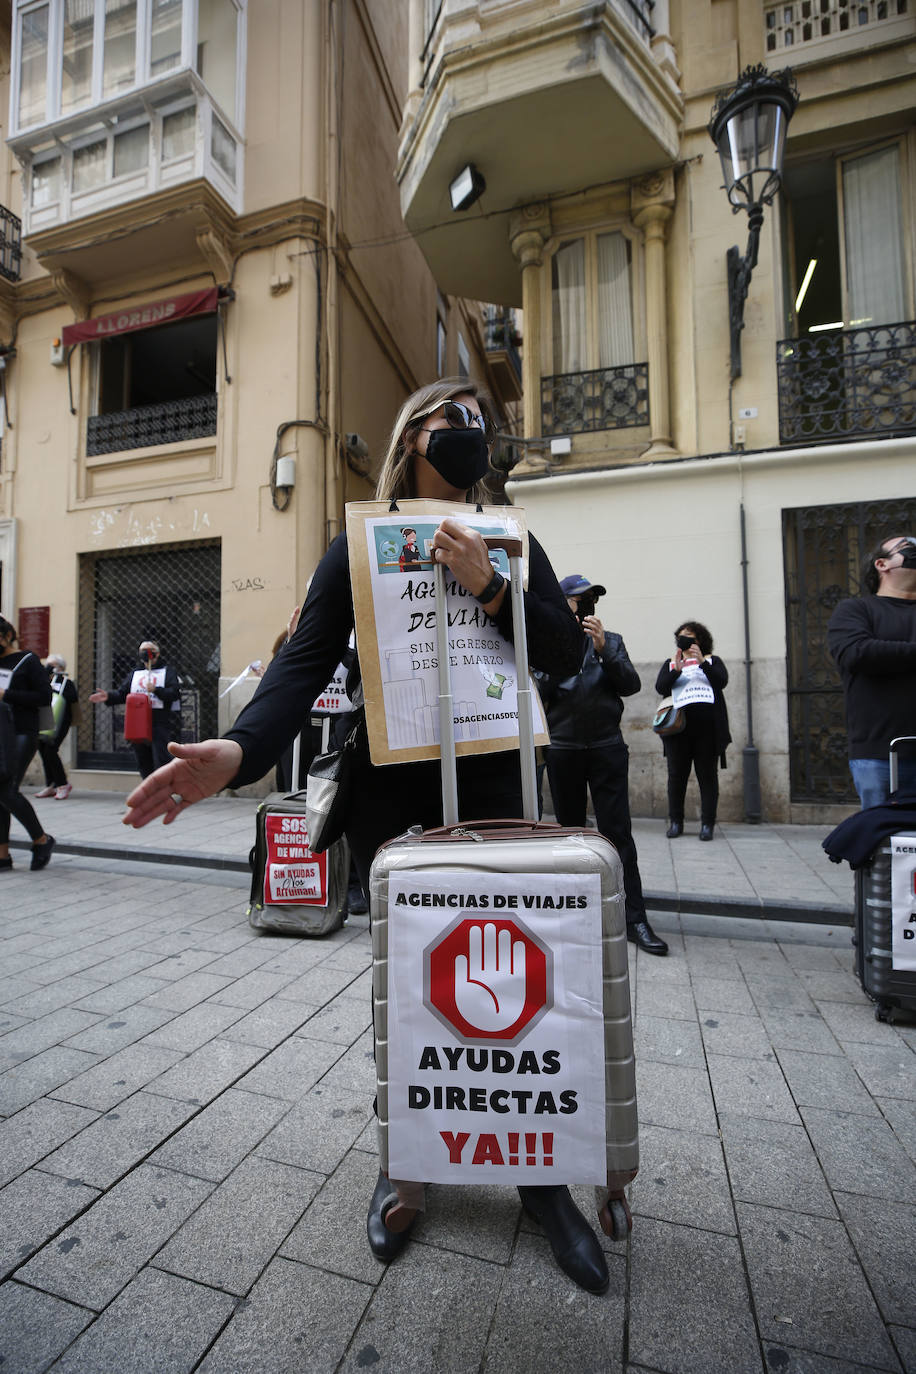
[248,789,350,935]
[853,737,916,1023]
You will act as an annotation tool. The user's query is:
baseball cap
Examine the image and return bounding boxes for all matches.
[559,574,606,599]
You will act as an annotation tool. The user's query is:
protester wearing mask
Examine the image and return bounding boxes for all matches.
[827,533,916,807]
[90,641,182,778]
[0,615,55,871]
[36,654,79,799]
[655,622,730,840]
[121,380,619,1297]
[538,575,667,955]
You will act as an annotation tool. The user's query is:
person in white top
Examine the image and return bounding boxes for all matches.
[89,640,182,778]
[655,621,731,841]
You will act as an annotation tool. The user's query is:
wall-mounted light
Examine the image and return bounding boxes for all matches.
[275,455,296,490]
[449,163,486,213]
[794,258,817,315]
[708,64,799,380]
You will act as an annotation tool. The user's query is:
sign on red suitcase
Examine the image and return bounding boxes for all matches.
[387,869,607,1185]
[263,814,328,906]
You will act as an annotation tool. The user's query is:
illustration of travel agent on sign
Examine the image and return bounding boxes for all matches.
[345,500,548,765]
[385,870,608,1185]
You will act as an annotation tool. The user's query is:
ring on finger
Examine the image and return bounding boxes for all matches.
[170,793,184,806]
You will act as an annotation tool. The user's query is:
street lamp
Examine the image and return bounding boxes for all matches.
[708,64,798,380]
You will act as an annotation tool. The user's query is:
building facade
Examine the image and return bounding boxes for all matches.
[0,0,520,789]
[396,0,916,823]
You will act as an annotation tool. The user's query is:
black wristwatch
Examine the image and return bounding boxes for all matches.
[476,570,505,604]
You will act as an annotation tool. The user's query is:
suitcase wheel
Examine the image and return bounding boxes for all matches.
[875,1003,893,1023]
[599,1195,632,1241]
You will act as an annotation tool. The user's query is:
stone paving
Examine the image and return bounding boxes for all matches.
[1,830,913,1374]
[7,791,856,919]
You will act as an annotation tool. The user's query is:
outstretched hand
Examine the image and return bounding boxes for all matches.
[123,739,243,829]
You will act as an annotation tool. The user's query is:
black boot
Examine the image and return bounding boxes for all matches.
[366,1170,416,1262]
[699,822,714,841]
[518,1185,609,1294]
[626,920,669,956]
[666,820,683,838]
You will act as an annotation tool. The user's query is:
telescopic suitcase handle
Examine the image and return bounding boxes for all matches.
[434,533,538,828]
[889,736,916,794]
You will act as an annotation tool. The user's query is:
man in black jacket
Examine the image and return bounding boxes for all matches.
[827,533,916,808]
[539,575,667,956]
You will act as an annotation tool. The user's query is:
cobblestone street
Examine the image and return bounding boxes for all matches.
[0,798,913,1372]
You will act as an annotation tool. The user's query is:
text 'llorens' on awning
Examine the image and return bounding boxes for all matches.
[61,287,220,347]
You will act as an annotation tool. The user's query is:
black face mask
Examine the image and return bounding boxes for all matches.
[423,427,490,491]
[676,634,695,651]
[899,545,916,570]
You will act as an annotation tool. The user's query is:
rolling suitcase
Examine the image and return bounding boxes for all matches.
[368,537,638,1239]
[247,720,350,935]
[853,736,916,1023]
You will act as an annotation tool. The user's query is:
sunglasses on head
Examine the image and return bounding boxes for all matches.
[417,401,488,433]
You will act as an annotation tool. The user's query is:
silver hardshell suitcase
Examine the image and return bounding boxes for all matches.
[369,537,638,1240]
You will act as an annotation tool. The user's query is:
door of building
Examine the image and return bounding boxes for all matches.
[783,499,916,803]
[78,539,221,770]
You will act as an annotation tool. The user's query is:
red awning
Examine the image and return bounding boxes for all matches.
[62,287,221,347]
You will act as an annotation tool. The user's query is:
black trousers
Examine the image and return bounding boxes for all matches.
[664,707,719,824]
[131,719,176,779]
[38,737,68,787]
[545,739,647,926]
[344,752,522,898]
[0,734,45,844]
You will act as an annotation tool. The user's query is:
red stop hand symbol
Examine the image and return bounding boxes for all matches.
[425,916,552,1043]
[454,923,527,1033]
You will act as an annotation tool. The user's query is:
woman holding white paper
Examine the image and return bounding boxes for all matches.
[120,380,615,1295]
[655,621,731,841]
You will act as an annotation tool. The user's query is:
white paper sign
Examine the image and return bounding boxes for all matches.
[131,666,167,709]
[386,870,607,1185]
[311,660,352,715]
[670,660,715,708]
[348,503,548,765]
[890,834,916,971]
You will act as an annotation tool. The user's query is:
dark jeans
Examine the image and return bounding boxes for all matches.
[132,720,176,779]
[0,733,45,844]
[546,739,647,926]
[664,708,719,824]
[38,737,68,788]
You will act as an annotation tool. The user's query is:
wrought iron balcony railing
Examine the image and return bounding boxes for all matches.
[776,321,916,445]
[86,394,218,456]
[541,363,649,436]
[0,206,22,283]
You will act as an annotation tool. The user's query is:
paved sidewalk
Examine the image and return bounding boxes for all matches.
[0,850,913,1373]
[9,790,856,923]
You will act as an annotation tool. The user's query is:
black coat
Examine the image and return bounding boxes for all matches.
[537,632,640,748]
[655,656,731,767]
[0,651,52,735]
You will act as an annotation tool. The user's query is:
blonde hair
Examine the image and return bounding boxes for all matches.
[374,378,496,505]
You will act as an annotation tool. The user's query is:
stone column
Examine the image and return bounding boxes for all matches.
[633,171,677,459]
[402,0,426,128]
[509,205,550,442]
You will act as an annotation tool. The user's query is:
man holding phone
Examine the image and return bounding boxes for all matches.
[536,574,668,956]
